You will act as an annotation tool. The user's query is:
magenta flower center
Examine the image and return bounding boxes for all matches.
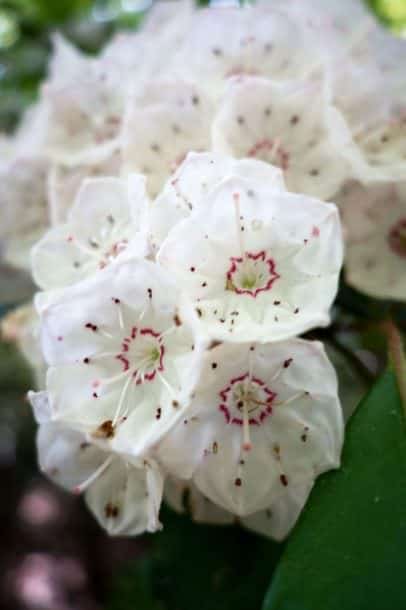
[226,250,279,297]
[219,373,276,426]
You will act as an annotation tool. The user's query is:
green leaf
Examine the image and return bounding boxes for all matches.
[263,369,406,610]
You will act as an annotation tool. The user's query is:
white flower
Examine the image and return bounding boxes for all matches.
[31,175,149,291]
[39,258,203,455]
[171,4,317,100]
[157,339,343,517]
[350,113,406,182]
[339,181,406,300]
[48,151,122,225]
[157,157,343,342]
[165,477,312,541]
[40,36,125,166]
[0,156,49,270]
[149,151,285,249]
[29,392,163,536]
[122,80,213,197]
[212,76,353,199]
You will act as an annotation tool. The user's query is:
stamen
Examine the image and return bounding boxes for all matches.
[157,370,177,397]
[101,370,130,386]
[73,455,113,494]
[274,391,308,407]
[117,302,125,330]
[268,137,281,164]
[112,374,133,426]
[98,327,115,340]
[242,402,252,452]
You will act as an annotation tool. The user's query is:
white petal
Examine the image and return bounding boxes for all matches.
[241,479,313,541]
[122,80,213,197]
[32,176,149,290]
[164,477,234,525]
[213,76,351,200]
[37,421,107,492]
[150,151,284,248]
[85,457,163,536]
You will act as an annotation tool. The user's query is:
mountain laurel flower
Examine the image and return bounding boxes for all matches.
[164,476,313,542]
[38,258,204,456]
[31,175,149,291]
[0,156,48,270]
[48,151,122,225]
[171,4,317,99]
[350,114,406,183]
[212,76,353,200]
[157,339,343,516]
[29,392,163,536]
[340,181,406,300]
[157,156,343,343]
[149,151,285,249]
[122,81,213,198]
[157,339,343,517]
[40,36,125,166]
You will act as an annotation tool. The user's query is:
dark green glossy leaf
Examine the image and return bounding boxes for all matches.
[263,370,406,610]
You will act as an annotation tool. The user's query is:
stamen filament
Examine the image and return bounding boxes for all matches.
[73,455,114,494]
[112,374,133,426]
[242,402,252,452]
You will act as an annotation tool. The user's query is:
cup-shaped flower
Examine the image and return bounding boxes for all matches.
[158,169,343,342]
[39,258,203,455]
[157,339,343,517]
[31,175,149,291]
[149,151,285,249]
[30,392,163,536]
[212,76,353,199]
[0,156,48,270]
[122,81,213,198]
[339,181,406,300]
[41,37,125,166]
[171,4,317,99]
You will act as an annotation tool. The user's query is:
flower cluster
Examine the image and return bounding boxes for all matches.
[1,0,405,538]
[28,151,344,539]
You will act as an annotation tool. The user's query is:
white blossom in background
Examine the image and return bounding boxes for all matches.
[157,339,342,518]
[30,392,163,535]
[38,258,204,455]
[171,3,318,100]
[339,181,406,300]
[122,80,213,197]
[0,155,49,270]
[158,156,343,342]
[31,175,149,290]
[212,76,353,199]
